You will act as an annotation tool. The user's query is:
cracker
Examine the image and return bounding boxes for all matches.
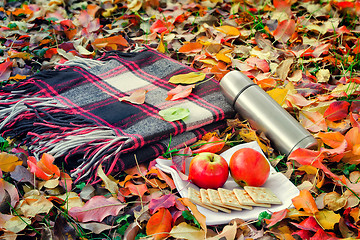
[207,189,242,211]
[218,188,253,210]
[188,187,218,212]
[244,186,282,205]
[233,189,271,208]
[200,189,231,213]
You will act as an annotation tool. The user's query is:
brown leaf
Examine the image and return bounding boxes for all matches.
[323,192,347,211]
[79,222,117,234]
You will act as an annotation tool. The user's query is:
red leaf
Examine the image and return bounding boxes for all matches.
[310,228,339,240]
[245,57,270,72]
[292,229,313,239]
[125,182,148,197]
[166,84,195,101]
[323,101,350,122]
[146,208,173,240]
[273,0,292,15]
[265,209,289,228]
[0,60,13,82]
[288,148,340,181]
[312,43,331,58]
[192,136,225,154]
[291,216,322,232]
[68,196,125,222]
[273,19,295,42]
[149,194,176,214]
[150,19,173,34]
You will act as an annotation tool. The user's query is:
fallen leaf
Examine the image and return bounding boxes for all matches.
[146,208,173,240]
[4,216,31,233]
[316,131,345,148]
[92,35,128,50]
[97,164,118,195]
[166,84,195,101]
[79,222,117,234]
[10,165,34,185]
[265,209,289,228]
[215,25,240,36]
[178,198,207,234]
[0,60,13,82]
[19,195,54,218]
[118,89,147,105]
[68,196,125,222]
[291,190,319,214]
[169,222,205,240]
[0,152,22,172]
[168,72,206,84]
[299,110,327,132]
[159,107,190,122]
[125,182,148,197]
[207,222,237,240]
[315,210,341,230]
[178,42,203,53]
[323,101,350,122]
[150,19,173,34]
[267,88,288,106]
[27,153,60,180]
[323,192,347,211]
[273,19,295,42]
[149,194,176,214]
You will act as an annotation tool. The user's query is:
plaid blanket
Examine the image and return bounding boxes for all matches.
[0,47,234,182]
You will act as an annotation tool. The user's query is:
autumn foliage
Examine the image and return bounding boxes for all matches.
[2,0,360,239]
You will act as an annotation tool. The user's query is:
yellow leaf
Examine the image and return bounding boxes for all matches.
[178,198,207,235]
[198,58,218,65]
[169,72,206,84]
[170,222,206,240]
[298,165,318,175]
[157,38,166,53]
[267,88,288,106]
[0,152,21,172]
[315,210,341,230]
[215,25,240,36]
[97,164,119,195]
[4,216,31,233]
[215,53,232,63]
[58,192,84,210]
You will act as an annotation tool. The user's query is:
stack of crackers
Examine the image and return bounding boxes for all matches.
[188,186,282,213]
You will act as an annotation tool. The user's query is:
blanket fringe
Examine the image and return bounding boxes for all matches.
[0,92,129,183]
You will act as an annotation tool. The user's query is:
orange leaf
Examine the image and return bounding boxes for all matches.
[215,25,240,36]
[166,84,195,101]
[178,42,203,53]
[273,19,295,42]
[291,190,319,214]
[125,182,148,197]
[299,110,327,132]
[92,35,128,50]
[323,101,350,122]
[150,19,173,34]
[27,153,60,180]
[316,131,345,148]
[146,208,173,240]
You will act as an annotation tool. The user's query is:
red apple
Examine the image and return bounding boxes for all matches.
[188,152,229,189]
[229,148,270,187]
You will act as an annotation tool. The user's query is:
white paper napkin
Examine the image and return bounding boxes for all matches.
[155,141,299,225]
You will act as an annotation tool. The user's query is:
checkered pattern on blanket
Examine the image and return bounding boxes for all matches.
[0,47,234,182]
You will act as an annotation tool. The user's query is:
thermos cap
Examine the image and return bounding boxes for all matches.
[219,71,256,106]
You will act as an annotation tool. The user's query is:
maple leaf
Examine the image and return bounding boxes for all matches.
[68,196,125,222]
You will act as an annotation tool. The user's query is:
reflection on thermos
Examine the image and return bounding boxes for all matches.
[220,70,318,156]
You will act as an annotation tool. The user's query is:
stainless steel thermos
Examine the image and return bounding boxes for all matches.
[220,70,318,156]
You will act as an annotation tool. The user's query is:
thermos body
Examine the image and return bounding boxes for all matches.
[220,71,318,156]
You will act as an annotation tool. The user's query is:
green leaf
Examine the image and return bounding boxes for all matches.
[255,211,272,228]
[168,72,206,84]
[159,107,190,122]
[182,210,200,229]
[75,182,86,190]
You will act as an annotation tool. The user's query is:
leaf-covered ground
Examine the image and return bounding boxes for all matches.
[1,0,360,239]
